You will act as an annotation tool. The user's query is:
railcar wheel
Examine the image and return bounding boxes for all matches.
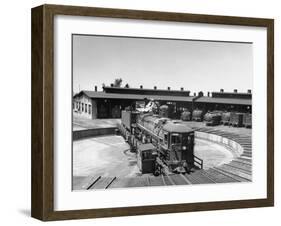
[154,169,160,176]
[154,163,161,176]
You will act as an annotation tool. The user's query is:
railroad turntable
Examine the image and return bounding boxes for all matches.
[72,100,252,190]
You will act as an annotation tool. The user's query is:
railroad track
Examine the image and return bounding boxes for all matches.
[79,127,252,189]
[87,176,116,189]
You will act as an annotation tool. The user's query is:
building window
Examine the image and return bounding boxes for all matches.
[89,105,91,114]
[85,104,87,113]
[82,103,84,112]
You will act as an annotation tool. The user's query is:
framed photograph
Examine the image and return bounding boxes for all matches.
[31,4,274,221]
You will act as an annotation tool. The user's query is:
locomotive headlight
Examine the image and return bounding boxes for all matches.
[182,146,187,150]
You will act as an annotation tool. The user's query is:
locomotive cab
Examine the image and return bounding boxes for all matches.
[162,123,195,173]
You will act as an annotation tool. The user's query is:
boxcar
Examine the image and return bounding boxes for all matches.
[181,110,191,121]
[229,112,244,127]
[159,105,169,118]
[204,111,222,126]
[221,112,231,125]
[192,109,204,121]
[243,113,252,128]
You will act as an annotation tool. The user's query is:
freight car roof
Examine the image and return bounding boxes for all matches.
[163,122,194,133]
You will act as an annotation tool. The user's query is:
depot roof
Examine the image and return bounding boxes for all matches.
[195,96,251,105]
[76,90,195,102]
[74,90,252,105]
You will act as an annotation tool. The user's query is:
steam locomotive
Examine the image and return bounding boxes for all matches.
[204,111,223,126]
[118,109,203,175]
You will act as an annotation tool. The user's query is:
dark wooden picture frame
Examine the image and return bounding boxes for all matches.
[31,4,274,221]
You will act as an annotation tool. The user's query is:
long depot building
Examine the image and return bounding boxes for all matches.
[73,86,252,119]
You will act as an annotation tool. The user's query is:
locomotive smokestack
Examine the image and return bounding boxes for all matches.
[110,83,114,87]
[234,89,238,93]
[167,87,170,90]
[154,86,157,90]
[220,89,224,93]
[180,87,184,91]
[247,89,251,94]
[140,85,143,89]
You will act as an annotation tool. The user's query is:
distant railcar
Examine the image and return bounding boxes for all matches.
[192,109,204,121]
[229,112,244,127]
[221,112,231,125]
[181,110,191,121]
[243,113,252,128]
[159,105,169,118]
[204,111,222,126]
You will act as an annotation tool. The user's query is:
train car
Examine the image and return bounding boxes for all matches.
[180,110,191,121]
[204,111,222,126]
[119,110,203,175]
[221,112,231,125]
[121,110,139,132]
[192,109,204,121]
[137,143,157,174]
[243,113,252,128]
[229,112,244,127]
[159,105,169,118]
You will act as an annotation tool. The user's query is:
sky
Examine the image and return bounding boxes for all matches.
[72,35,253,95]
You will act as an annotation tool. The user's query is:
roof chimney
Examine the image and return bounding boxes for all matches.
[167,87,170,91]
[140,85,143,89]
[234,89,238,93]
[207,91,210,97]
[110,83,114,87]
[198,91,204,97]
[94,86,97,92]
[154,86,157,90]
[247,89,251,94]
[220,89,224,93]
[194,92,196,96]
[180,87,184,91]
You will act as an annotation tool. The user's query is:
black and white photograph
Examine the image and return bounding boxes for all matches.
[72,34,253,190]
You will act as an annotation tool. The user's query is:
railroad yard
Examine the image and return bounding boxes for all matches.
[73,117,252,190]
